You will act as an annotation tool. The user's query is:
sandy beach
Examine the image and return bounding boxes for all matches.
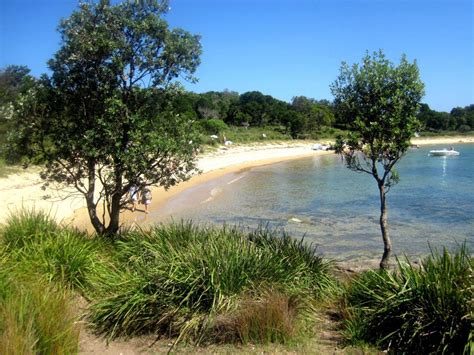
[1,136,473,231]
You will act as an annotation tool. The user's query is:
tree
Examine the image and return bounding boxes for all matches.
[0,66,36,159]
[12,0,202,235]
[331,51,424,269]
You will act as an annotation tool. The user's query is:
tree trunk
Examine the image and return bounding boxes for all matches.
[104,168,123,236]
[378,184,392,269]
[86,159,105,234]
[104,192,121,236]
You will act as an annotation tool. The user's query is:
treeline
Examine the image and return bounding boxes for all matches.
[170,89,474,135]
[418,103,474,132]
[169,90,337,138]
[1,65,473,158]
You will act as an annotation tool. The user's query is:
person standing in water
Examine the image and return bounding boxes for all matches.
[141,186,152,214]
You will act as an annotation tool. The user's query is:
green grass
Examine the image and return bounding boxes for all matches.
[87,222,339,343]
[2,210,472,352]
[2,209,100,289]
[223,126,290,143]
[342,245,473,354]
[0,238,80,354]
[0,211,96,354]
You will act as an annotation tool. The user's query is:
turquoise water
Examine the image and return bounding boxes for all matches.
[150,144,474,261]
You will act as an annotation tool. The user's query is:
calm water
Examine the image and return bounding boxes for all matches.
[149,144,474,261]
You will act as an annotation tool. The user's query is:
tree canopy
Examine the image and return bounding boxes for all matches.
[331,50,425,268]
[11,0,202,235]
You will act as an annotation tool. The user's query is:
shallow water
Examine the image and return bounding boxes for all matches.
[149,144,474,261]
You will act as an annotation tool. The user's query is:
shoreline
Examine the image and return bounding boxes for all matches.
[0,136,473,231]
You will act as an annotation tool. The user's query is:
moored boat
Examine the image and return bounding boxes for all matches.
[429,148,460,156]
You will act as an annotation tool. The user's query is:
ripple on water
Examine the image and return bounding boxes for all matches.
[153,144,474,261]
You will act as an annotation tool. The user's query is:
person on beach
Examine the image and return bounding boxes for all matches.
[141,186,152,214]
[129,183,138,212]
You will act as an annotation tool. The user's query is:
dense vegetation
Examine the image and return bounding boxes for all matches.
[1,65,473,166]
[0,211,472,353]
[343,246,473,354]
[0,211,339,351]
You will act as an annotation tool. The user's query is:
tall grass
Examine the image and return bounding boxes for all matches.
[88,222,338,343]
[1,209,100,289]
[342,245,473,354]
[0,210,95,353]
[0,256,80,355]
[2,209,59,250]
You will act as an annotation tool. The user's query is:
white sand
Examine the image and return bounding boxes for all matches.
[0,136,472,230]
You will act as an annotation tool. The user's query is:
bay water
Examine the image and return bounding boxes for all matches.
[150,144,474,261]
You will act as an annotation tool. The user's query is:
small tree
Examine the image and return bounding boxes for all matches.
[331,51,424,268]
[12,0,202,236]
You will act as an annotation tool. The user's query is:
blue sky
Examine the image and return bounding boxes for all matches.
[1,0,472,112]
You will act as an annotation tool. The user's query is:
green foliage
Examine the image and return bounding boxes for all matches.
[417,103,474,131]
[199,118,228,135]
[9,0,202,235]
[87,222,338,343]
[342,246,473,354]
[223,125,290,142]
[1,210,99,289]
[0,65,37,163]
[331,50,425,268]
[332,50,425,184]
[2,209,59,250]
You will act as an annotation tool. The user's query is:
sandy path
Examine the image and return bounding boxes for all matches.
[0,136,472,230]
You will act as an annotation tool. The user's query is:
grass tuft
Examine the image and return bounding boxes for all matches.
[212,288,304,345]
[88,222,339,343]
[342,244,473,354]
[0,273,79,354]
[2,209,59,250]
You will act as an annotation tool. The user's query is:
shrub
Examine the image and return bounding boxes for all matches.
[199,119,228,135]
[88,223,338,343]
[342,245,473,354]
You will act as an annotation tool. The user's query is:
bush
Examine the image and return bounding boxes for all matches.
[88,223,338,343]
[199,118,228,135]
[342,245,473,354]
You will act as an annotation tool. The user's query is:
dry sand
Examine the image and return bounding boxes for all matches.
[0,136,472,231]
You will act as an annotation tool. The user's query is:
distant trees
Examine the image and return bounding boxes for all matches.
[332,51,425,269]
[9,0,202,235]
[417,103,474,132]
[0,65,36,161]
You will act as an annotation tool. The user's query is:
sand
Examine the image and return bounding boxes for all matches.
[0,136,472,231]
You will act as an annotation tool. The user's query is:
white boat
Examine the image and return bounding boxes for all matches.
[429,148,460,156]
[311,143,330,151]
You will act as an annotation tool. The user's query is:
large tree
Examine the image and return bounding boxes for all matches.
[331,51,424,269]
[12,0,202,235]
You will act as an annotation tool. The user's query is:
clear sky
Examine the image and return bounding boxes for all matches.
[1,0,473,112]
